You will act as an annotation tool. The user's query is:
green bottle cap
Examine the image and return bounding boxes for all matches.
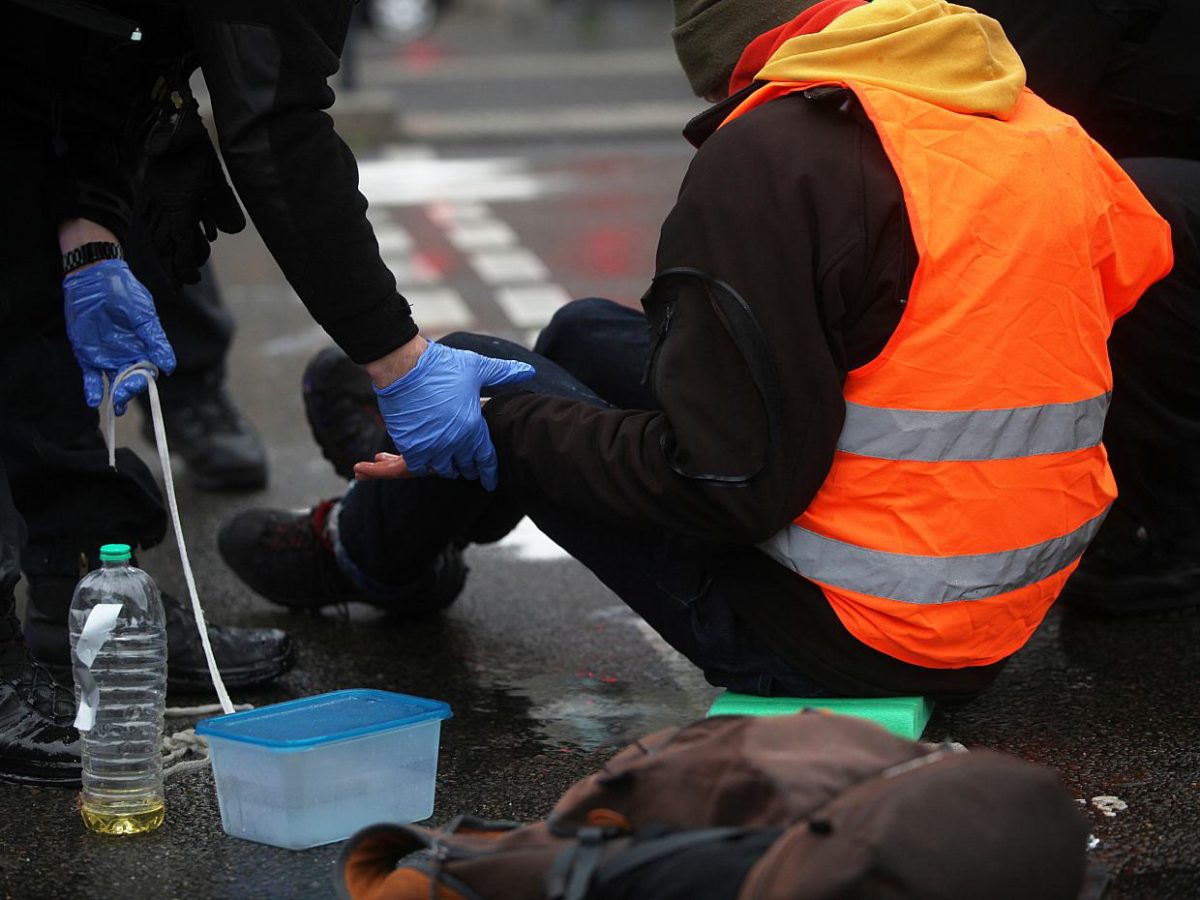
[98,543,132,562]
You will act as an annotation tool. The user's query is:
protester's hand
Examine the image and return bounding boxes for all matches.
[373,341,534,490]
[63,259,176,414]
[353,452,413,481]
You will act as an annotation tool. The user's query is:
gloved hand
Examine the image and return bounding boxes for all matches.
[140,96,246,285]
[374,341,535,491]
[63,259,177,415]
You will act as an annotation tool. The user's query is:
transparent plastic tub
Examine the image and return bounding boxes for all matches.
[196,689,451,849]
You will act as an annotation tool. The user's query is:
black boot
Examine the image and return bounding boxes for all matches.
[1060,515,1200,616]
[0,597,80,787]
[302,347,388,480]
[24,571,297,694]
[140,372,268,492]
[218,500,466,613]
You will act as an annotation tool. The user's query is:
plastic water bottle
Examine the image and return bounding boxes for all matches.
[69,543,167,835]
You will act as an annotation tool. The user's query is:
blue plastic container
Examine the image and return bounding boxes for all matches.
[197,689,451,849]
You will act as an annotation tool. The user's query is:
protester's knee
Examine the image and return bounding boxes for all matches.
[534,297,620,360]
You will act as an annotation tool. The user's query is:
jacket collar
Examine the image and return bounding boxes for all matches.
[682,83,763,148]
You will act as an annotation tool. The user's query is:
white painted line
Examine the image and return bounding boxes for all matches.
[358,157,568,205]
[403,102,705,141]
[494,517,570,561]
[402,286,473,332]
[495,283,571,328]
[375,227,413,254]
[445,220,518,251]
[425,201,492,226]
[365,49,682,84]
[385,252,444,286]
[470,248,548,284]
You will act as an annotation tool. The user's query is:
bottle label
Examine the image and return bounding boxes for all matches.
[72,603,123,732]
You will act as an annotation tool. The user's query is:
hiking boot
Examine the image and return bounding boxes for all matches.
[1059,522,1200,616]
[217,501,467,613]
[140,375,268,491]
[302,347,388,480]
[0,599,80,787]
[24,575,296,695]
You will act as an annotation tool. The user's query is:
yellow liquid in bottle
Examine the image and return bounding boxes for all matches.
[80,798,166,835]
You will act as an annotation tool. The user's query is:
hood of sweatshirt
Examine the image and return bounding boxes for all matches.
[755,0,1026,119]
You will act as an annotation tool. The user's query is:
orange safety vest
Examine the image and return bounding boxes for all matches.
[725,81,1173,668]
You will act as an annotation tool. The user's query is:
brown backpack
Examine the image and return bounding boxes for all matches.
[336,712,1087,900]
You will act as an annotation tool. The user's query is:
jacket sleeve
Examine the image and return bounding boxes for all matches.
[483,102,891,544]
[184,0,417,363]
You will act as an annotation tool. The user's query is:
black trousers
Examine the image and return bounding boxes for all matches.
[1099,158,1200,555]
[0,129,167,593]
[124,220,235,399]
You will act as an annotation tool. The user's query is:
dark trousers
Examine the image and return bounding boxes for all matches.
[1096,158,1200,556]
[334,299,833,697]
[0,129,166,594]
[124,221,235,399]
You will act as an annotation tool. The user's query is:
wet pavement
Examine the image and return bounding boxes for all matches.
[4,3,1200,898]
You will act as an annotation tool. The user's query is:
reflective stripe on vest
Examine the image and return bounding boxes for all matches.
[838,394,1111,462]
[761,507,1109,605]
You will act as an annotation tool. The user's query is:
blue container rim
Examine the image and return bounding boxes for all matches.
[196,688,452,749]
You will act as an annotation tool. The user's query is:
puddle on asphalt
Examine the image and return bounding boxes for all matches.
[492,671,705,751]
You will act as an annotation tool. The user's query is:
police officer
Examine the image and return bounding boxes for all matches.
[0,0,532,785]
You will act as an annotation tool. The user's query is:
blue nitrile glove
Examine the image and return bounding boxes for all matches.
[63,258,177,415]
[374,340,535,491]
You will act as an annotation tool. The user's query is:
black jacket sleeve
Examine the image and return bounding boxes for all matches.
[184,0,417,363]
[484,95,910,544]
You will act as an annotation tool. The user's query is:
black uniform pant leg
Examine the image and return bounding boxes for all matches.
[0,320,168,580]
[123,219,235,395]
[0,459,25,607]
[0,129,167,585]
[1102,158,1200,553]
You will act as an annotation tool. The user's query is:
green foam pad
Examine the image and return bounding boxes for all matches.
[707,692,934,741]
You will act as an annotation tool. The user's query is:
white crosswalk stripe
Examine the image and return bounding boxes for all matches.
[495,284,571,328]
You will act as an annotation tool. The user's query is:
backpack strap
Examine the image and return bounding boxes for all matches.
[546,827,757,900]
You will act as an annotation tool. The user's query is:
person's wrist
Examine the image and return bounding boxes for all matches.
[365,336,428,389]
[58,219,122,275]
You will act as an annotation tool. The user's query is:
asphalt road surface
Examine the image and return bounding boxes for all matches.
[3,4,1198,897]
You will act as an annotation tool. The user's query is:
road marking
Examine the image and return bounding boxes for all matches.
[385,251,446,286]
[495,284,571,328]
[375,228,413,254]
[495,517,570,561]
[367,49,683,84]
[425,200,493,226]
[445,220,518,251]
[402,102,704,141]
[402,286,473,332]
[470,248,549,284]
[358,156,568,205]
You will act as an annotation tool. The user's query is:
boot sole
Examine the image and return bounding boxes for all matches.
[1059,567,1200,617]
[0,765,81,788]
[44,638,297,697]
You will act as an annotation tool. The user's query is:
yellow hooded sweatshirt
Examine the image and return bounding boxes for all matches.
[747,0,1026,119]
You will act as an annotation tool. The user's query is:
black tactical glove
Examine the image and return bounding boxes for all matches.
[138,89,246,285]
